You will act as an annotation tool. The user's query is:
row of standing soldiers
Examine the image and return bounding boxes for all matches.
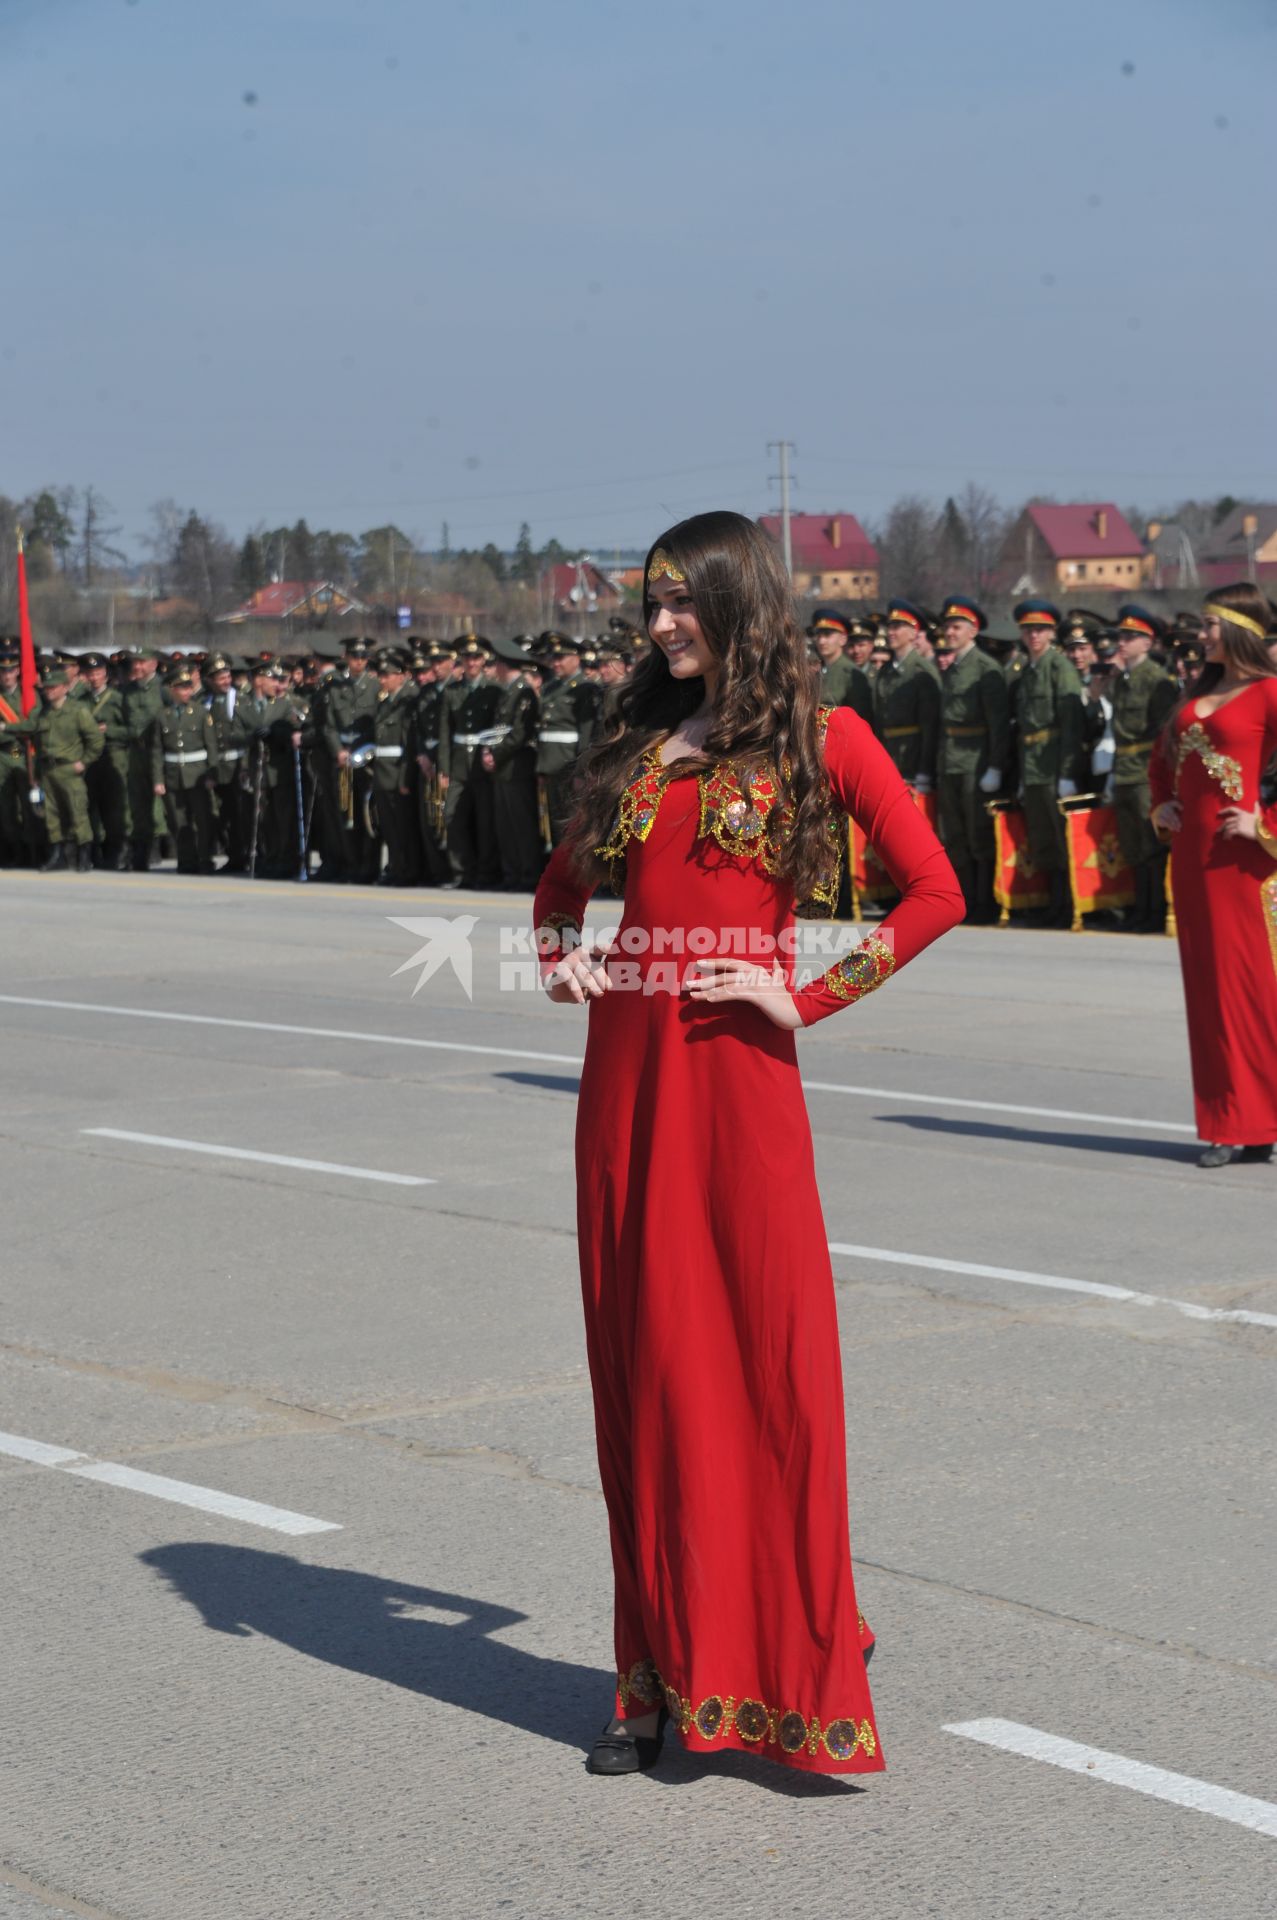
[0,629,623,888]
[809,595,1185,931]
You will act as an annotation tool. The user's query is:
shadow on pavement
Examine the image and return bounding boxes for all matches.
[875,1113,1196,1163]
[496,1071,581,1095]
[139,1544,862,1796]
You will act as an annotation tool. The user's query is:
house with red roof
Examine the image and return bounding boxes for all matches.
[218,580,367,626]
[758,514,878,601]
[1196,505,1277,588]
[540,560,622,621]
[1000,504,1150,595]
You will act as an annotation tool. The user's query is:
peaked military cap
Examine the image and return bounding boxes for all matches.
[1114,603,1164,640]
[1013,598,1062,629]
[41,668,70,687]
[884,598,928,631]
[80,652,108,671]
[375,648,409,672]
[809,608,851,637]
[938,596,987,631]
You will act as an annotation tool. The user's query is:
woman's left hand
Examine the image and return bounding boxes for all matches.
[1217,805,1259,843]
[683,957,804,1031]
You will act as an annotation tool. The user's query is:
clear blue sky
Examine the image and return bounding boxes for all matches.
[2,0,1274,557]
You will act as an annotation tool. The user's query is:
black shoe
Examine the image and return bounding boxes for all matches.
[1238,1144,1274,1164]
[587,1707,669,1776]
[39,846,68,872]
[1198,1143,1233,1169]
[76,846,94,873]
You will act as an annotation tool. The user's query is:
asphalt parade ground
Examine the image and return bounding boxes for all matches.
[1,870,1273,1920]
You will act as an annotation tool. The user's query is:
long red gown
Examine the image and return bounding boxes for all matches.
[532,706,963,1775]
[1149,678,1277,1146]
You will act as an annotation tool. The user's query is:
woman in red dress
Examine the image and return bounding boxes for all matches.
[1149,583,1277,1168]
[531,512,963,1777]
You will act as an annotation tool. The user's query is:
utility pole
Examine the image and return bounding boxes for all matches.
[767,441,795,578]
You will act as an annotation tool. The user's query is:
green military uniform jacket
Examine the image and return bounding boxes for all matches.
[235,693,301,789]
[488,676,540,782]
[321,672,377,762]
[938,644,1011,778]
[443,676,501,783]
[1111,657,1177,787]
[1011,648,1085,787]
[535,671,601,777]
[411,681,447,762]
[818,654,874,724]
[150,703,219,790]
[87,686,130,761]
[122,673,165,747]
[1,698,104,773]
[873,650,941,783]
[205,688,247,783]
[371,683,418,792]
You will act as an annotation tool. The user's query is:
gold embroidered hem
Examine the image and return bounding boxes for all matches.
[534,910,581,958]
[615,1661,876,1765]
[1263,873,1277,983]
[1176,722,1244,802]
[823,932,896,1002]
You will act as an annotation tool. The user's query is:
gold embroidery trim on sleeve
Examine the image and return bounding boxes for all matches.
[822,932,896,1002]
[1257,814,1277,861]
[534,910,580,959]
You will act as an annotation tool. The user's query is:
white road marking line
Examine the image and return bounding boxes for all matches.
[0,995,1189,1136]
[945,1719,1277,1840]
[828,1242,1277,1330]
[0,994,582,1067]
[804,1079,1196,1135]
[82,1128,432,1187]
[0,1428,340,1535]
[66,1461,340,1536]
[0,1430,88,1467]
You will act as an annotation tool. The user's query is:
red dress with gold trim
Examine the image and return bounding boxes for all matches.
[1149,678,1277,1146]
[532,706,963,1774]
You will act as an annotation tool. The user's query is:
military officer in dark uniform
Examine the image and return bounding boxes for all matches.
[439,636,500,887]
[808,609,873,720]
[151,666,219,873]
[1110,605,1178,932]
[367,648,421,886]
[202,651,250,872]
[534,635,602,849]
[936,599,1010,923]
[408,643,452,885]
[1008,599,1085,927]
[122,645,166,869]
[482,634,542,891]
[874,599,942,792]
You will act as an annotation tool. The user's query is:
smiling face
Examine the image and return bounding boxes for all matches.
[812,628,845,663]
[886,618,919,659]
[646,573,717,685]
[1200,614,1224,665]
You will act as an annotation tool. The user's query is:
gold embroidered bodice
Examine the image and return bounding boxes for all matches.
[1175,721,1244,802]
[594,706,841,909]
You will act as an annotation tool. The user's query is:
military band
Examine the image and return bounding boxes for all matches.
[0,603,1253,944]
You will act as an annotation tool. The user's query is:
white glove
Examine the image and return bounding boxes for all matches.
[1057,778,1077,798]
[913,773,932,794]
[1102,774,1115,802]
[979,767,1001,794]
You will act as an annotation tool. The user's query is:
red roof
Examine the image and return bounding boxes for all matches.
[219,580,365,624]
[542,561,621,607]
[758,513,877,573]
[1026,504,1143,560]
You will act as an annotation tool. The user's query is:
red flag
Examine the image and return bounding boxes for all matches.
[1061,803,1135,919]
[991,806,1050,916]
[16,527,37,716]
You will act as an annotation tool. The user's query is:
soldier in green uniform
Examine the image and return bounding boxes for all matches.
[1008,600,1085,927]
[0,668,103,871]
[936,599,1010,923]
[327,638,380,883]
[122,645,166,870]
[808,609,873,720]
[150,665,219,873]
[202,652,250,872]
[369,648,421,885]
[1109,605,1178,932]
[482,634,542,891]
[0,644,32,866]
[874,599,942,791]
[535,635,603,849]
[80,652,131,868]
[440,636,501,887]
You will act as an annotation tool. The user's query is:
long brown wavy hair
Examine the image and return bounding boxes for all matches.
[563,511,838,899]
[1169,582,1277,729]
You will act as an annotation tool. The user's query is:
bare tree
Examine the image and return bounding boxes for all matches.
[875,494,940,604]
[75,486,127,587]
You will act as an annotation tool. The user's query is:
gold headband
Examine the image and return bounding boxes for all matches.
[646,547,686,586]
[1203,603,1270,640]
